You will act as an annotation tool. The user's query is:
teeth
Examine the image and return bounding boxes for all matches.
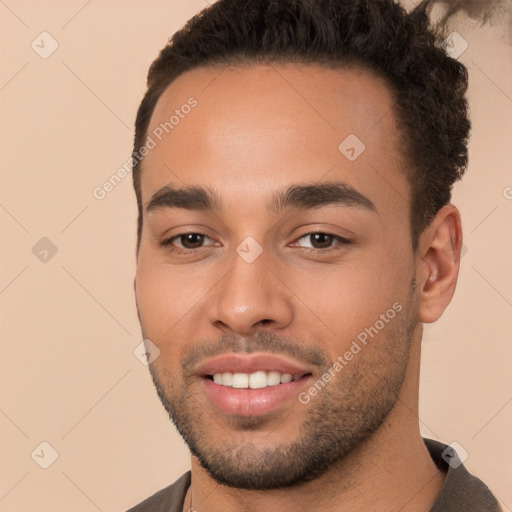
[232,373,249,388]
[211,371,297,389]
[267,371,281,386]
[280,373,293,384]
[249,371,267,389]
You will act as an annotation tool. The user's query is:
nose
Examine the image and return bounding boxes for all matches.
[208,249,293,336]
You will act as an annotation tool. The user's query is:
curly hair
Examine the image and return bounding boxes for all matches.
[132,0,470,251]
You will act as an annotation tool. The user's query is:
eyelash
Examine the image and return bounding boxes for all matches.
[160,232,352,255]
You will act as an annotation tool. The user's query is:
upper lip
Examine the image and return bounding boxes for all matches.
[195,353,313,377]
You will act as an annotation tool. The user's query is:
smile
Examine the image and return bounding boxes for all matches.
[210,371,302,389]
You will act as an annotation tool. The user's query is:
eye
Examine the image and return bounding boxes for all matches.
[162,233,216,251]
[293,232,351,251]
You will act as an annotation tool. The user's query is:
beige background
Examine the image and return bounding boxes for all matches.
[1,1,511,511]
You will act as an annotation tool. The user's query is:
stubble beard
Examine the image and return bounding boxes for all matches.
[147,284,418,490]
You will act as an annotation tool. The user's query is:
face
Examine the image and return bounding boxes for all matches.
[134,64,419,489]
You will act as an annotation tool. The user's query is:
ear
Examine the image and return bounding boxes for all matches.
[416,204,463,323]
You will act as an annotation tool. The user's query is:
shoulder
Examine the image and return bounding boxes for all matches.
[126,471,191,512]
[424,438,501,512]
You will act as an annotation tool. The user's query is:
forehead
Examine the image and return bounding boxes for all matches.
[141,63,408,213]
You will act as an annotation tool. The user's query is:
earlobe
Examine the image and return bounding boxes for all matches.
[417,205,463,324]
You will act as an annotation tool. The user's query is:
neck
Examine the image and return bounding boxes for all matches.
[185,332,445,512]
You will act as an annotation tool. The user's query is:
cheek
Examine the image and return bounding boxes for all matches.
[135,255,199,341]
[135,248,226,353]
[291,254,410,348]
[135,267,196,371]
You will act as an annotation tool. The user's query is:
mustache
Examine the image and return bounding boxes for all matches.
[180,331,329,373]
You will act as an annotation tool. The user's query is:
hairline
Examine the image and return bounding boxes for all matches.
[134,59,421,254]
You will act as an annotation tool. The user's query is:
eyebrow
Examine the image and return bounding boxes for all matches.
[145,180,376,214]
[146,185,220,213]
[269,181,376,213]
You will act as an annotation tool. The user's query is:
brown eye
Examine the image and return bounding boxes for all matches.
[309,233,334,249]
[294,232,352,251]
[176,233,207,249]
[161,233,216,251]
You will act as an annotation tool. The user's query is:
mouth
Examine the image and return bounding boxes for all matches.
[196,353,314,417]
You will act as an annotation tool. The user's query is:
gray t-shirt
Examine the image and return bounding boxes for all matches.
[126,439,501,512]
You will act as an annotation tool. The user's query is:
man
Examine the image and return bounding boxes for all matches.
[129,0,501,510]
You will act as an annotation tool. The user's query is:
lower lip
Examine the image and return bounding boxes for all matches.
[201,376,311,417]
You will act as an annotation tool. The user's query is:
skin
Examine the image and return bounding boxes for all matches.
[134,64,463,512]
